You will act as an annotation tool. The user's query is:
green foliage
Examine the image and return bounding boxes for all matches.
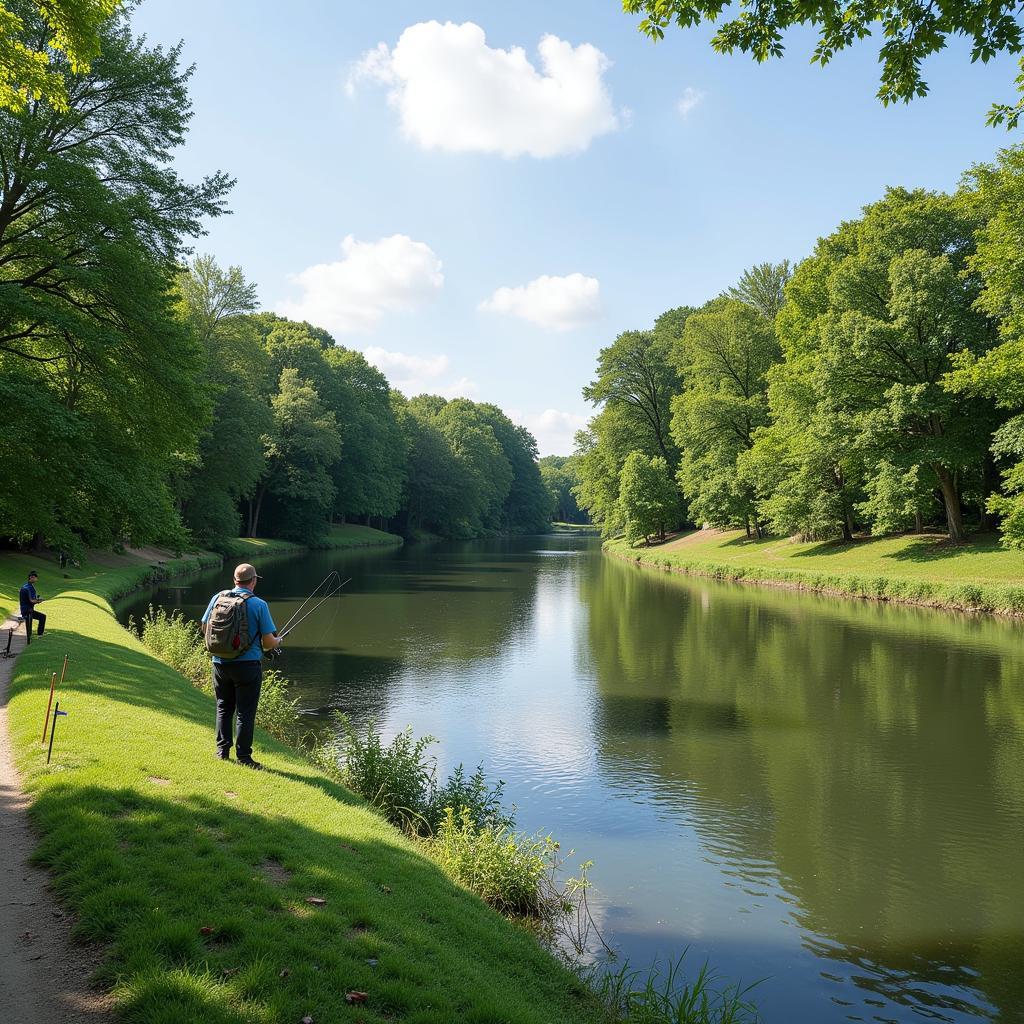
[540,456,586,524]
[427,763,515,834]
[583,327,684,471]
[328,715,438,832]
[945,149,1024,549]
[427,807,555,917]
[0,7,229,549]
[252,367,341,543]
[321,715,513,836]
[0,0,120,113]
[724,260,792,322]
[393,394,547,539]
[671,298,781,533]
[619,452,679,546]
[174,257,268,544]
[623,0,1024,126]
[595,953,760,1024]
[770,188,996,541]
[132,606,208,689]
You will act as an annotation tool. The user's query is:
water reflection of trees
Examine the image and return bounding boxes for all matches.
[579,557,1024,1021]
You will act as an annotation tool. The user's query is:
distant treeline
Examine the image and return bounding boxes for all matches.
[575,163,1024,548]
[0,8,556,553]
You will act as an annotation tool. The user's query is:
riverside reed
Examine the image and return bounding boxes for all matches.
[607,530,1024,616]
[1,540,759,1024]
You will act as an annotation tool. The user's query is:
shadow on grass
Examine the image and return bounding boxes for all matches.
[12,632,215,726]
[29,784,594,1024]
[881,534,1003,564]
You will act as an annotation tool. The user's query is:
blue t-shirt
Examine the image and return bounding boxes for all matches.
[19,582,37,616]
[201,587,276,664]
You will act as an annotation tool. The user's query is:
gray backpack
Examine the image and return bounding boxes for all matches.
[203,591,257,659]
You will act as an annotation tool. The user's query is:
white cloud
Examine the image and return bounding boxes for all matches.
[278,234,443,336]
[346,21,621,158]
[677,86,705,119]
[363,346,477,399]
[479,273,601,332]
[511,408,589,457]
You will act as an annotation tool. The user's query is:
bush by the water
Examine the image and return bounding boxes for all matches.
[317,714,514,835]
[427,806,555,916]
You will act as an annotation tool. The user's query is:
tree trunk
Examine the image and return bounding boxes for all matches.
[934,465,966,542]
[744,515,751,539]
[250,487,267,538]
[914,510,923,534]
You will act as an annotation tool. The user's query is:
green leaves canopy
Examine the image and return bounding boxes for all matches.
[623,0,1024,125]
[0,8,228,548]
[0,0,119,113]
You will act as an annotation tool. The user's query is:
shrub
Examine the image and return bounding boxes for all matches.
[327,715,437,832]
[255,669,301,743]
[426,763,514,833]
[321,716,514,835]
[427,807,554,916]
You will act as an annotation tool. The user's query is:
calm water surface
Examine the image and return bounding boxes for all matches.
[118,536,1024,1023]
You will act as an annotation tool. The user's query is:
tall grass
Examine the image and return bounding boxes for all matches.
[594,955,761,1024]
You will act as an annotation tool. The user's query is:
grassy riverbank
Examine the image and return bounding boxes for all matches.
[0,543,599,1024]
[218,523,403,558]
[606,529,1024,615]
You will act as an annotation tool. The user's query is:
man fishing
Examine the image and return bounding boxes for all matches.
[201,563,282,770]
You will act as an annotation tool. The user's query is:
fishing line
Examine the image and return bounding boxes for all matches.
[278,570,341,636]
[278,577,351,642]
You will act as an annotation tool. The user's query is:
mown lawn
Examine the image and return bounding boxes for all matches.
[1,547,598,1024]
[607,529,1024,614]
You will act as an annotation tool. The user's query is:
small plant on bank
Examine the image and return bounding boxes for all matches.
[317,715,513,835]
[594,954,761,1024]
[131,606,208,689]
[427,806,554,916]
[427,762,515,833]
[327,714,437,831]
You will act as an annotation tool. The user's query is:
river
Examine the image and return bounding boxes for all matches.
[117,535,1024,1024]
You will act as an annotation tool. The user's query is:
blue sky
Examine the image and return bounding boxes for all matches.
[133,1,1020,454]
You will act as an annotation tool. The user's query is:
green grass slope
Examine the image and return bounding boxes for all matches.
[0,549,596,1024]
[606,529,1024,615]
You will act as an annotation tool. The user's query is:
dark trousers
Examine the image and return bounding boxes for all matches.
[212,659,262,760]
[22,609,45,644]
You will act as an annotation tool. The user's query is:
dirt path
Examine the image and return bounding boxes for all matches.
[0,617,111,1023]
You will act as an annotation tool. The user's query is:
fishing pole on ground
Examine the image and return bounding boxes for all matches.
[267,575,351,658]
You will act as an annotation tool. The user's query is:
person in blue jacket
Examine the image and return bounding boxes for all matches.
[19,571,45,644]
[201,563,282,770]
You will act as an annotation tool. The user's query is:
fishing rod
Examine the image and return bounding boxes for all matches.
[276,570,342,637]
[278,576,351,642]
